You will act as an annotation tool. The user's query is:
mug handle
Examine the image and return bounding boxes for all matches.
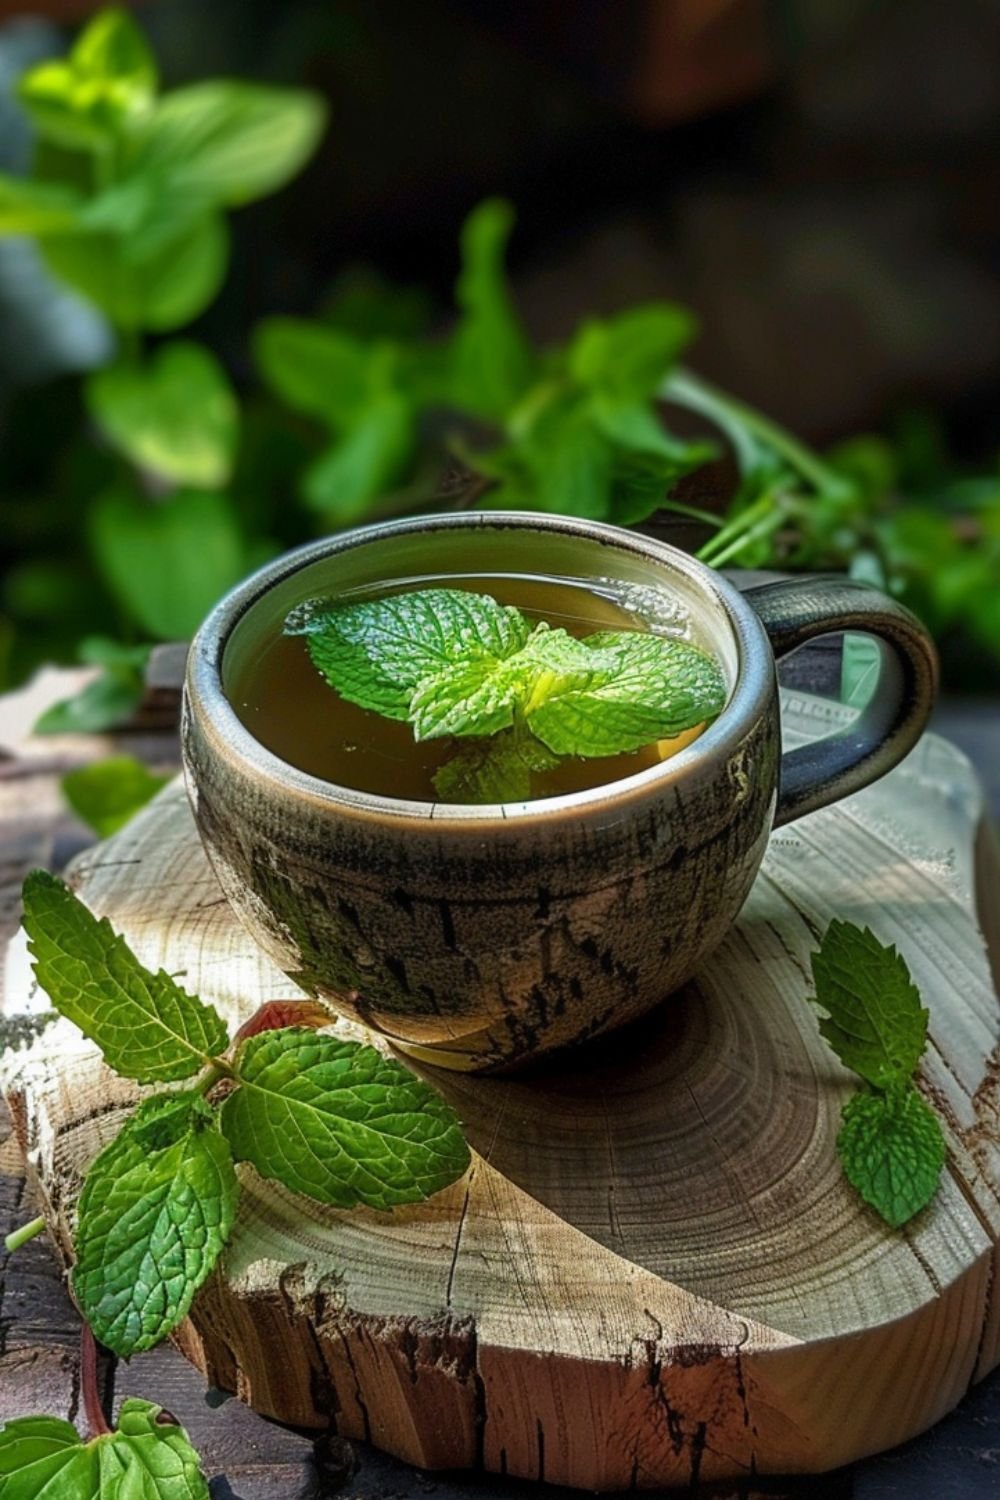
[742,576,939,828]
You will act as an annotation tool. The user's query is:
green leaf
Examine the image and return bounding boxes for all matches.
[17,8,157,151]
[837,1085,946,1227]
[22,869,229,1083]
[74,1093,237,1356]
[524,628,726,756]
[449,197,534,421]
[221,1028,470,1208]
[136,81,327,207]
[43,212,229,332]
[810,921,928,1090]
[0,1401,209,1499]
[89,486,245,639]
[86,343,239,488]
[33,669,144,736]
[254,318,371,424]
[288,587,531,722]
[568,302,695,403]
[302,394,414,522]
[0,1415,99,1498]
[0,175,83,236]
[62,755,169,838]
[520,412,613,520]
[433,727,560,804]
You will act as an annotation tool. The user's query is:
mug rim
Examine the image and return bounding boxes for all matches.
[184,511,774,828]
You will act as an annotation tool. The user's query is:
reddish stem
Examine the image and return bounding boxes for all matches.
[81,1323,112,1437]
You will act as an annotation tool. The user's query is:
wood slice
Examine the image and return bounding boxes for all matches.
[3,696,1000,1490]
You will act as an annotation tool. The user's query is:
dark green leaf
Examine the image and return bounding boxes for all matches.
[74,1094,237,1355]
[33,669,144,736]
[62,755,169,838]
[432,728,560,804]
[837,1084,946,1227]
[22,869,229,1083]
[221,1028,470,1209]
[810,921,928,1089]
[89,486,244,640]
[86,342,239,488]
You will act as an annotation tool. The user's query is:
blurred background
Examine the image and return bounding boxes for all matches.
[1,0,999,721]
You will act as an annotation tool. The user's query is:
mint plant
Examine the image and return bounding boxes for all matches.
[12,869,470,1359]
[809,921,946,1227]
[0,1400,209,1499]
[289,586,726,799]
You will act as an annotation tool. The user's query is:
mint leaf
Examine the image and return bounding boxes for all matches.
[837,1085,946,1227]
[449,198,534,421]
[433,727,560,804]
[22,870,229,1083]
[74,1093,237,1357]
[85,342,239,489]
[0,1401,208,1499]
[302,392,414,522]
[810,921,928,1089]
[34,670,144,737]
[288,588,530,721]
[221,1028,470,1209]
[568,303,695,404]
[62,756,169,839]
[0,1415,99,1497]
[524,628,726,756]
[17,8,157,151]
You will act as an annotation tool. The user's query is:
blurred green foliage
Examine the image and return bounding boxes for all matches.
[1,6,997,732]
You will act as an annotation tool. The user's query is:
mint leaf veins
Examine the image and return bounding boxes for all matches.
[288,585,725,796]
[810,921,946,1227]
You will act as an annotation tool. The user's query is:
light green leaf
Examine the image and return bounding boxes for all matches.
[86,343,239,488]
[433,728,560,804]
[22,869,229,1083]
[837,1084,946,1227]
[568,302,695,403]
[810,921,929,1090]
[89,486,244,640]
[302,394,414,522]
[221,1028,470,1209]
[18,8,157,151]
[74,1094,237,1356]
[449,197,534,421]
[0,1415,98,1498]
[62,755,169,839]
[34,669,144,736]
[0,175,83,236]
[592,395,716,470]
[136,81,327,207]
[523,412,613,520]
[0,1401,209,1498]
[524,627,726,757]
[288,587,531,721]
[254,318,371,424]
[43,212,229,332]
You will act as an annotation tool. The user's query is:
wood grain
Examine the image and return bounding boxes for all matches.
[3,696,999,1489]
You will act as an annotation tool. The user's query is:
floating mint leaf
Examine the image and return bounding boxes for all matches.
[810,921,928,1089]
[837,1084,946,1227]
[74,1093,237,1356]
[288,587,530,722]
[221,1028,470,1209]
[0,1401,209,1499]
[22,870,229,1083]
[524,628,725,757]
[433,727,561,804]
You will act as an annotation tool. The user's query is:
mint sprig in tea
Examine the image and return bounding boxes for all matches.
[230,573,726,802]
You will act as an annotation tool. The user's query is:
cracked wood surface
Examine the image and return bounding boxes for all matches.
[2,695,1000,1489]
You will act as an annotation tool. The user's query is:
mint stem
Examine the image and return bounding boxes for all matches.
[81,1322,112,1438]
[4,1214,46,1253]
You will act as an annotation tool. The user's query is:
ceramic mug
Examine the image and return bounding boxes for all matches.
[182,512,937,1072]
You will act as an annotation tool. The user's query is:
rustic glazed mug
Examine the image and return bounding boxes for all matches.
[182,512,937,1072]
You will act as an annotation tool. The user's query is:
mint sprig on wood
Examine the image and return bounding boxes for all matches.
[288,585,726,801]
[14,870,470,1361]
[810,920,946,1227]
[0,1400,209,1499]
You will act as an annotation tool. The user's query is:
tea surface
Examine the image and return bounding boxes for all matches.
[229,572,711,802]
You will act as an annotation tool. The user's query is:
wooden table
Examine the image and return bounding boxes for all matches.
[1,637,997,1499]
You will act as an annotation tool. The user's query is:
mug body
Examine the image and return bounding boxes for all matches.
[183,514,780,1071]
